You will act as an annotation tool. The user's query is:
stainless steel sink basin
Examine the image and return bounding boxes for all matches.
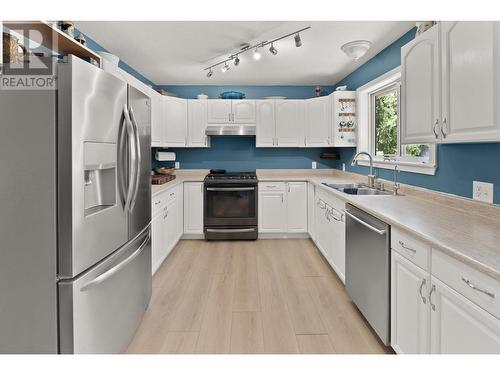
[322,183,392,196]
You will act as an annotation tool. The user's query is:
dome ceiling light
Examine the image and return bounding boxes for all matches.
[341,40,372,61]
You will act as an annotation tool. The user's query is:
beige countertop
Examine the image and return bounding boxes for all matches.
[257,169,500,281]
[151,169,208,196]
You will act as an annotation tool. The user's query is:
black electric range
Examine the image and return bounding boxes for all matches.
[203,170,258,240]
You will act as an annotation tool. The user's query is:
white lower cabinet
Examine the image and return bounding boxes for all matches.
[391,229,500,354]
[151,184,183,274]
[258,181,307,234]
[391,251,430,354]
[307,182,315,240]
[183,182,204,235]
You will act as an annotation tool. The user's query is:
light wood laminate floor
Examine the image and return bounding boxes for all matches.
[127,239,391,354]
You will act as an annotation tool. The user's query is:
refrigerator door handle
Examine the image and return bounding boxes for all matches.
[128,106,142,212]
[79,228,150,292]
[123,105,137,213]
[117,105,129,208]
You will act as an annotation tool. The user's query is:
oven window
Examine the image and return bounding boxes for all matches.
[206,189,256,218]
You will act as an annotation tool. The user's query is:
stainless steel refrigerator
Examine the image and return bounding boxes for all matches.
[0,55,152,353]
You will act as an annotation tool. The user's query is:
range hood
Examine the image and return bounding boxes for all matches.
[205,125,256,136]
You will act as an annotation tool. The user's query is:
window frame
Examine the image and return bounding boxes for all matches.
[355,67,437,175]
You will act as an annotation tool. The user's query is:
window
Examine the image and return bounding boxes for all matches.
[356,67,436,175]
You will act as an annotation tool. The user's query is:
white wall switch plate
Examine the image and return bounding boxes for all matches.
[473,181,493,203]
[174,162,180,169]
[342,163,346,172]
[312,161,317,169]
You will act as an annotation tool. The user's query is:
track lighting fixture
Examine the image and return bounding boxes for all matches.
[294,33,302,47]
[269,43,278,55]
[253,47,261,60]
[203,26,310,77]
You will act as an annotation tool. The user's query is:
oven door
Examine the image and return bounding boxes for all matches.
[204,183,257,227]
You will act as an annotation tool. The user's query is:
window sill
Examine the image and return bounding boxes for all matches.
[356,159,437,175]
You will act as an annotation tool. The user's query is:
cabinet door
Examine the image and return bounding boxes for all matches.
[165,200,176,254]
[401,24,441,144]
[430,277,500,354]
[325,204,345,282]
[207,100,232,123]
[307,183,315,239]
[151,209,166,274]
[305,96,331,147]
[314,197,329,258]
[183,182,204,234]
[391,251,430,354]
[187,99,208,147]
[150,91,162,146]
[275,100,304,147]
[441,21,500,142]
[164,96,187,146]
[286,182,307,233]
[256,100,276,147]
[258,192,286,233]
[232,100,256,123]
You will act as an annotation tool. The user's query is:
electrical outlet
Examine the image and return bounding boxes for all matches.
[473,181,493,203]
[312,161,317,169]
[342,163,346,172]
[174,162,180,169]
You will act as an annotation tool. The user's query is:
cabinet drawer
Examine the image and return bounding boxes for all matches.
[259,181,286,191]
[392,227,431,271]
[152,184,180,214]
[432,249,500,319]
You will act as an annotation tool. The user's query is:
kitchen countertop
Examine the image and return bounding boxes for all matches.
[151,169,209,196]
[256,169,500,281]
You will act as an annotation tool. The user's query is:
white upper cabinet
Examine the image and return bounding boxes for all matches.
[286,182,307,233]
[401,22,500,144]
[305,96,331,147]
[207,100,256,124]
[275,100,304,147]
[207,99,232,123]
[232,100,256,123]
[440,21,500,142]
[256,100,276,147]
[187,99,208,147]
[150,90,163,146]
[401,24,441,144]
[163,96,188,147]
[391,251,430,354]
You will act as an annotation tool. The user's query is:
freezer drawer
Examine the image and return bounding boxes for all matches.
[58,227,151,354]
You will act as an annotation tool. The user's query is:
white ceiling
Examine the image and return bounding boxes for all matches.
[75,21,414,86]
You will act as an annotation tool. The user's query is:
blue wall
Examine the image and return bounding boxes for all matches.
[156,85,335,99]
[154,136,339,171]
[334,27,500,204]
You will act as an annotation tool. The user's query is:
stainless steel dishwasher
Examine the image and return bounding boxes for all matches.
[345,203,391,346]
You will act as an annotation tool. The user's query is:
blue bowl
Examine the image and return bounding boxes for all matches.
[219,91,245,99]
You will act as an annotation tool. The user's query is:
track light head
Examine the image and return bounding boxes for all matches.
[221,63,230,73]
[269,43,278,55]
[206,69,213,78]
[234,55,240,66]
[294,33,302,47]
[253,47,261,60]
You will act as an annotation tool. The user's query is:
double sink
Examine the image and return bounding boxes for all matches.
[322,183,393,196]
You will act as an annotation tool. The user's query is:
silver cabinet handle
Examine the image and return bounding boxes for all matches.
[461,277,495,298]
[154,200,161,205]
[441,117,447,138]
[80,228,150,292]
[419,278,427,304]
[433,119,439,139]
[316,199,326,209]
[429,284,436,311]
[206,187,255,192]
[345,211,386,235]
[281,194,284,203]
[398,240,417,253]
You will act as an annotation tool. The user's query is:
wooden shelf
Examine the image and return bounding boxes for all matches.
[3,21,101,65]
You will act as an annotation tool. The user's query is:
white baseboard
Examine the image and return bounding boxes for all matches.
[258,232,310,239]
[181,233,204,239]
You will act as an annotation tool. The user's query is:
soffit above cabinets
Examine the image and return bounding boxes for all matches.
[75,21,414,85]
